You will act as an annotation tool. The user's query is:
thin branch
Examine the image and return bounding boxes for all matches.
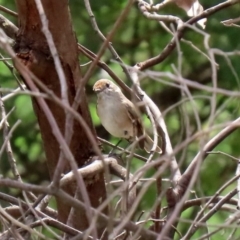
[0,178,159,240]
[0,14,18,39]
[0,5,18,17]
[83,0,133,82]
[138,0,240,70]
[78,43,132,95]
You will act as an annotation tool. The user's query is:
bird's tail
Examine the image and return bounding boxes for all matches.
[144,135,162,153]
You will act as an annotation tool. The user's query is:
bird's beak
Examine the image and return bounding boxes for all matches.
[93,84,105,93]
[93,87,101,93]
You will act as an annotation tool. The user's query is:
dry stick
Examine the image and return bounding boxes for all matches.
[144,70,240,97]
[75,0,135,100]
[0,119,21,159]
[182,196,238,212]
[0,52,24,90]
[132,74,163,233]
[97,137,148,162]
[125,158,174,240]
[207,151,240,163]
[160,118,240,239]
[84,160,141,239]
[60,158,124,188]
[77,44,131,95]
[155,176,162,233]
[0,192,56,219]
[0,87,51,102]
[222,16,240,27]
[145,0,171,11]
[236,163,240,209]
[190,189,238,229]
[138,0,240,70]
[0,104,14,128]
[130,66,181,182]
[0,178,159,240]
[0,96,37,204]
[28,218,85,239]
[75,2,135,238]
[205,39,217,130]
[80,151,164,238]
[188,191,239,240]
[0,205,46,240]
[22,191,61,240]
[0,197,80,239]
[183,172,240,239]
[0,16,25,90]
[0,99,19,179]
[152,6,215,66]
[0,5,18,17]
[0,13,18,39]
[167,118,240,238]
[181,118,240,186]
[227,228,238,240]
[83,0,133,82]
[0,202,81,239]
[138,0,183,27]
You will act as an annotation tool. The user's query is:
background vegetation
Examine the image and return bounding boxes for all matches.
[0,0,240,239]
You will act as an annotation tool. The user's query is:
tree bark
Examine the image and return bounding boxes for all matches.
[14,0,107,234]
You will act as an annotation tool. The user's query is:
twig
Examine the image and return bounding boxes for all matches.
[144,70,240,97]
[236,164,240,209]
[182,196,238,211]
[0,119,21,161]
[182,173,240,238]
[159,117,240,239]
[138,0,183,27]
[130,66,181,182]
[137,0,240,70]
[183,189,238,240]
[0,205,46,240]
[0,5,18,17]
[0,14,18,39]
[222,16,240,27]
[83,0,133,82]
[0,178,159,240]
[78,44,132,95]
[97,137,148,162]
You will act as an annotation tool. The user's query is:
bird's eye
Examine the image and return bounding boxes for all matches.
[106,83,110,88]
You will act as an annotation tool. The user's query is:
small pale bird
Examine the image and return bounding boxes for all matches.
[93,79,161,153]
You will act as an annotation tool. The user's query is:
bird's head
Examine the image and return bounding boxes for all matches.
[93,79,121,95]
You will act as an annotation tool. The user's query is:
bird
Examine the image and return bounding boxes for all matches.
[93,79,161,153]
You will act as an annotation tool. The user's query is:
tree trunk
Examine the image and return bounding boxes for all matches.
[14,0,107,234]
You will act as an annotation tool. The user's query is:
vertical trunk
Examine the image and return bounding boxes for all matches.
[14,0,107,234]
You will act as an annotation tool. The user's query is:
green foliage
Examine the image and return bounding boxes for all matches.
[0,0,240,238]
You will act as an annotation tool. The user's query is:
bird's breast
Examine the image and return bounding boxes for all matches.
[97,96,134,139]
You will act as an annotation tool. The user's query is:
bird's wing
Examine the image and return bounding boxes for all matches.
[124,100,145,149]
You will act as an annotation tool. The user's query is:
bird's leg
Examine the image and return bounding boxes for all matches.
[109,139,122,155]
